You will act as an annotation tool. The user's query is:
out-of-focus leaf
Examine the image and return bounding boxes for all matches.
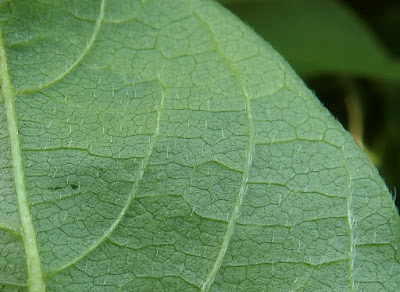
[224,0,400,81]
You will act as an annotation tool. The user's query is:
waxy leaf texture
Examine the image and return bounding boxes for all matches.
[0,0,399,291]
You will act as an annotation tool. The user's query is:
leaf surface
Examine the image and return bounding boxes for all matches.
[0,0,399,291]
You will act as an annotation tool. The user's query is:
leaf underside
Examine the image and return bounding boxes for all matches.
[0,0,399,291]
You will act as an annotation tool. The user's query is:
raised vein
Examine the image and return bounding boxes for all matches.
[345,169,355,290]
[0,32,45,291]
[48,76,166,277]
[17,0,106,95]
[201,69,254,292]
[197,22,256,292]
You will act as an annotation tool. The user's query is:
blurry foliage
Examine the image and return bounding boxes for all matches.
[220,0,400,207]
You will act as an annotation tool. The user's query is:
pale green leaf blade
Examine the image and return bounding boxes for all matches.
[0,0,399,291]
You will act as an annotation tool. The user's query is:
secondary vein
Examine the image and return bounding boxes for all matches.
[16,0,106,95]
[194,13,256,292]
[0,31,45,291]
[345,158,356,291]
[201,64,255,292]
[47,72,166,278]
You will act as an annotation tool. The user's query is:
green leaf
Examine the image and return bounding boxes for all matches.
[0,0,399,291]
[223,0,400,81]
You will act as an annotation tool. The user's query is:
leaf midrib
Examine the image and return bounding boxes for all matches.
[0,31,45,291]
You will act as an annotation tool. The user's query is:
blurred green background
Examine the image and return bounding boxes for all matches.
[220,0,400,207]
